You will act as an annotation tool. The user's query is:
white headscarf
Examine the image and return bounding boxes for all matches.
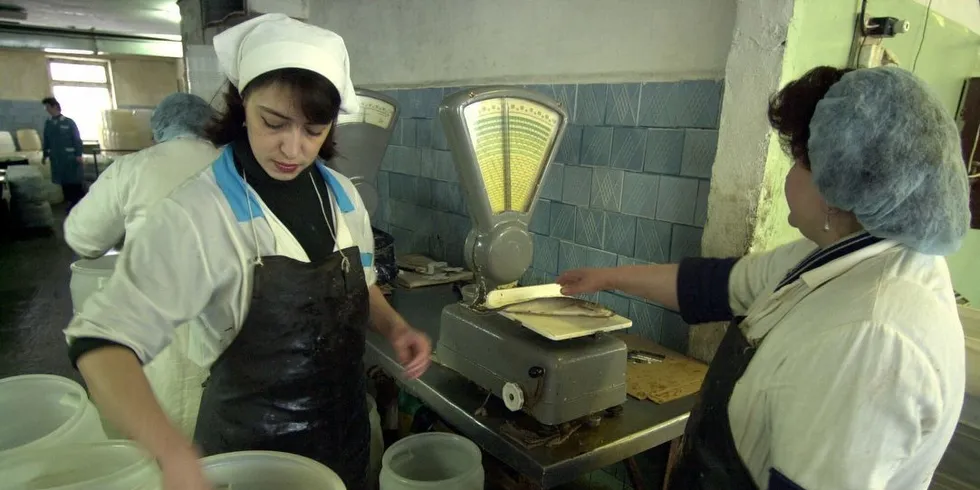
[213,13,360,114]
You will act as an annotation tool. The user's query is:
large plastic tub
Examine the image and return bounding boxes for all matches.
[380,433,483,490]
[0,441,160,490]
[202,451,347,490]
[367,394,384,488]
[69,255,118,312]
[0,375,107,459]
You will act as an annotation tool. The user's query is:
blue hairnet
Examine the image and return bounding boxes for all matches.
[808,66,970,255]
[150,93,214,143]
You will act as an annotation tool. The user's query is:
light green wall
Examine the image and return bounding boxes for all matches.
[754,0,979,305]
[870,1,979,303]
[751,0,861,251]
[949,231,980,303]
[873,1,978,114]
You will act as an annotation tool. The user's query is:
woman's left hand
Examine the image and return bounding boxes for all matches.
[387,326,432,380]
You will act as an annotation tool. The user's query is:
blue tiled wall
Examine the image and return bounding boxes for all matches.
[0,100,50,150]
[374,80,721,355]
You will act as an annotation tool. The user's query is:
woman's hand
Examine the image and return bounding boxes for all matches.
[387,325,432,380]
[160,445,211,490]
[556,267,616,295]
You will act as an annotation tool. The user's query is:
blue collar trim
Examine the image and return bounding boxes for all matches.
[211,146,355,222]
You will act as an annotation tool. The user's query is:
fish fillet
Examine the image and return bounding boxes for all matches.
[502,297,614,318]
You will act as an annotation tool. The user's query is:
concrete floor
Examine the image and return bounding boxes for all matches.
[0,204,81,383]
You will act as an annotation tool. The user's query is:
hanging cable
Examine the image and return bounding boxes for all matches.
[911,0,933,71]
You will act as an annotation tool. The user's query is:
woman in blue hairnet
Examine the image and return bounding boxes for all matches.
[559,66,970,490]
[64,14,431,490]
[64,92,219,441]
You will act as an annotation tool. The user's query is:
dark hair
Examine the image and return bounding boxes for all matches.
[767,66,852,169]
[205,68,342,161]
[41,97,60,110]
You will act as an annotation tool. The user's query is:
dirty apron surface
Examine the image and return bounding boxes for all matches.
[195,202,370,488]
[667,316,759,490]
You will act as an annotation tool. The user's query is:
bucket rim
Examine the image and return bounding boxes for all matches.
[201,450,346,488]
[0,374,93,456]
[381,432,482,485]
[0,440,156,488]
[70,255,118,273]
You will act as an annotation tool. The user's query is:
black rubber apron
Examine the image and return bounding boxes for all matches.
[195,181,370,489]
[667,316,759,490]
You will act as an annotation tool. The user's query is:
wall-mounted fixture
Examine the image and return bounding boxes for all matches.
[852,1,911,68]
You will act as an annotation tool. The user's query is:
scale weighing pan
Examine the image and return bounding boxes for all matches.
[484,284,632,340]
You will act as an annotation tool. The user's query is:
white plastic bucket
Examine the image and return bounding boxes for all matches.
[0,375,107,459]
[0,441,160,490]
[202,451,347,490]
[380,433,484,490]
[69,255,118,312]
[367,395,384,489]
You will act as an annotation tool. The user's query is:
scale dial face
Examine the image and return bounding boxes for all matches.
[337,96,396,129]
[462,97,562,215]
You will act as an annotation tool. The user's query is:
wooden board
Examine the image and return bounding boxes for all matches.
[395,269,473,288]
[616,333,708,404]
[499,310,632,340]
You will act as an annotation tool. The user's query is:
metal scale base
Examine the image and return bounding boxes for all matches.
[436,302,628,427]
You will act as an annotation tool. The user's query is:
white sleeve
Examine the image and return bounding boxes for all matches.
[351,190,376,286]
[728,240,815,315]
[64,162,126,258]
[64,198,217,363]
[765,322,943,489]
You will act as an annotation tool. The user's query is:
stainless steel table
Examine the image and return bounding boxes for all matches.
[364,285,696,488]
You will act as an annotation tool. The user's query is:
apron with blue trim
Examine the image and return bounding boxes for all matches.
[195,148,370,489]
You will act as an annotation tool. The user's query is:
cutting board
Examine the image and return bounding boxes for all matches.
[500,309,632,340]
[616,333,708,404]
[395,269,473,288]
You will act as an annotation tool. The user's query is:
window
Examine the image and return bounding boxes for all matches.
[47,60,113,142]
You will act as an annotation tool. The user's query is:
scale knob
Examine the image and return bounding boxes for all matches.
[502,382,525,411]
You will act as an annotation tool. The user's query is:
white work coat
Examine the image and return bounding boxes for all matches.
[728,238,964,489]
[64,137,220,439]
[64,137,221,258]
[64,146,376,432]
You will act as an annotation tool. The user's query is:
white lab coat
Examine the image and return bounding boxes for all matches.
[65,137,220,439]
[727,239,964,489]
[64,146,376,437]
[64,137,221,258]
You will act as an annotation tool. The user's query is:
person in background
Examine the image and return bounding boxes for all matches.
[64,92,219,258]
[64,14,431,490]
[41,97,85,209]
[558,66,969,490]
[63,92,219,440]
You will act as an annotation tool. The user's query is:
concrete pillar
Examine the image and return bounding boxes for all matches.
[690,0,862,362]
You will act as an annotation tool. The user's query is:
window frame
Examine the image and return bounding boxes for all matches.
[46,57,117,143]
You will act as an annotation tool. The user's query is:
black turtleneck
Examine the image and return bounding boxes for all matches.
[232,138,336,263]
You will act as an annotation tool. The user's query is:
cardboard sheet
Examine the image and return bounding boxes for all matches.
[616,333,708,404]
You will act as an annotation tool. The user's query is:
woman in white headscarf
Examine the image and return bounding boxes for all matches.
[559,66,970,490]
[64,14,431,490]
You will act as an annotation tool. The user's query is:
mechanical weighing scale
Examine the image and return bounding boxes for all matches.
[434,87,632,427]
[330,88,400,285]
[331,88,399,216]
